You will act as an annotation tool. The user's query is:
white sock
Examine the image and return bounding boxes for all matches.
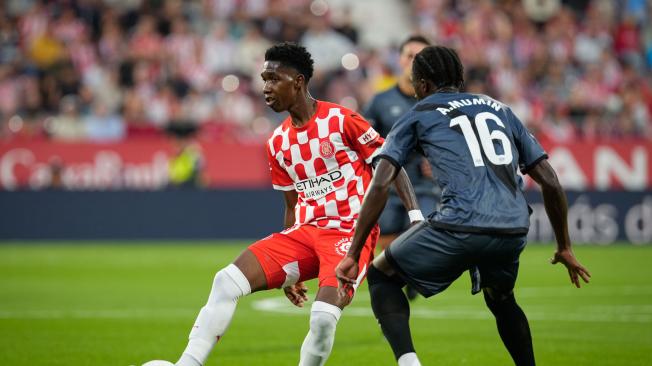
[398,352,421,366]
[176,264,251,366]
[176,354,200,366]
[298,301,342,366]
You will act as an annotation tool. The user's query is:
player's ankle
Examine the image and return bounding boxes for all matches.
[180,338,213,366]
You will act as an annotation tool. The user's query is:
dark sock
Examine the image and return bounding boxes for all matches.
[484,289,535,366]
[367,265,415,360]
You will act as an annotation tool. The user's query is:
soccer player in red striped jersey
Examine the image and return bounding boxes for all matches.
[267,98,385,232]
[166,42,422,366]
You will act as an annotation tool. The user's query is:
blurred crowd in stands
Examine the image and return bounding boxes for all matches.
[0,0,650,143]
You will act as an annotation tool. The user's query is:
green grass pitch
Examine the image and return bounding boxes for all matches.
[1,242,651,366]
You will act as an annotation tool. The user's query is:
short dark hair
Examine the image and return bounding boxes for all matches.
[264,42,314,82]
[412,46,464,90]
[399,35,431,54]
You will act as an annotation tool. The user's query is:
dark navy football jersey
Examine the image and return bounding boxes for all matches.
[379,92,547,234]
[364,86,436,196]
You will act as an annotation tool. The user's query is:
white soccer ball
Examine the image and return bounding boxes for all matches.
[142,361,175,366]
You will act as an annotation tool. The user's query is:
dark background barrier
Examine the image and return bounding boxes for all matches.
[0,190,284,240]
[525,191,652,245]
[1,190,651,244]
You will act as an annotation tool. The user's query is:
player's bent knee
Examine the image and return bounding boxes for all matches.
[208,264,252,304]
[367,264,401,286]
[483,287,514,301]
[309,301,341,340]
[309,313,336,340]
[483,287,516,313]
[367,265,386,285]
[299,302,341,364]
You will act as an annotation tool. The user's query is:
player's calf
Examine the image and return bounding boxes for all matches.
[367,265,420,365]
[177,264,252,366]
[483,288,535,366]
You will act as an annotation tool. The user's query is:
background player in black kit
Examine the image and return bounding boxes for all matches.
[363,35,436,300]
[337,46,591,366]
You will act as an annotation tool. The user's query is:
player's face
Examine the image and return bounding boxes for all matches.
[261,61,301,113]
[399,42,428,77]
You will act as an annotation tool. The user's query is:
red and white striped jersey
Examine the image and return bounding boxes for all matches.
[267,100,383,232]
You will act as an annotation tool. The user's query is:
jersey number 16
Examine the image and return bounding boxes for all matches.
[450,112,513,167]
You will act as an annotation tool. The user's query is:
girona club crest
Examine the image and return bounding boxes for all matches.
[334,237,351,256]
[319,140,335,159]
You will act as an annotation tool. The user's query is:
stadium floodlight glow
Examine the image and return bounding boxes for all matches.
[221,74,240,92]
[341,53,359,71]
[8,115,24,133]
[310,0,328,16]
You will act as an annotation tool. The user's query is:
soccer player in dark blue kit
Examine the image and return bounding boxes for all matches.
[364,36,437,300]
[336,46,591,366]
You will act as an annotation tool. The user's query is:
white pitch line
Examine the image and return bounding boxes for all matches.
[250,284,652,324]
[1,286,650,322]
[251,297,652,323]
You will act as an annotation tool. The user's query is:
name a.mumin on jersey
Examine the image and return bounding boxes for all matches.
[294,170,343,200]
[436,97,503,116]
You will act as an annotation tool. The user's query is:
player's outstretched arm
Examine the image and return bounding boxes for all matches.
[528,159,591,288]
[336,158,398,296]
[394,167,421,215]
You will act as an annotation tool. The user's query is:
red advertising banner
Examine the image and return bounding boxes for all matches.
[526,139,652,191]
[0,138,651,190]
[0,138,270,190]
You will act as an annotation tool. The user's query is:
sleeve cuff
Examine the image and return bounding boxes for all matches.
[272,184,295,191]
[375,154,402,170]
[521,154,548,174]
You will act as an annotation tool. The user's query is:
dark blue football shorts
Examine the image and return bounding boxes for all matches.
[384,221,527,297]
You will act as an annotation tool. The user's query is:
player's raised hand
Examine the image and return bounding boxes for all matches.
[335,256,359,299]
[551,249,591,288]
[283,282,309,307]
